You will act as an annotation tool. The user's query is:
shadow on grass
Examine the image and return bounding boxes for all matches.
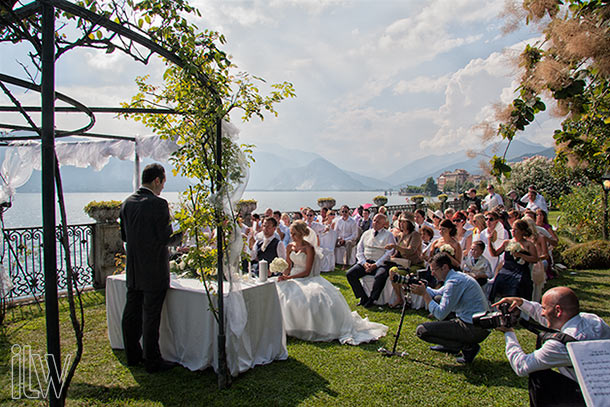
[68,350,336,406]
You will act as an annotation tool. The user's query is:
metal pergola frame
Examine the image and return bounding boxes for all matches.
[0,1,229,403]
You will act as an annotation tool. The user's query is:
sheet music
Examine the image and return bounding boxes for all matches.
[567,339,610,407]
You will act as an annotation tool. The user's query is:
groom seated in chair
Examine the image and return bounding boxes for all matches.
[346,213,396,308]
[249,216,286,276]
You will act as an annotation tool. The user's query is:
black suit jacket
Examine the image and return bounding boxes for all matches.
[120,188,172,291]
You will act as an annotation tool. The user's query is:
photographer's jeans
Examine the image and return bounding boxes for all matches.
[416,318,490,351]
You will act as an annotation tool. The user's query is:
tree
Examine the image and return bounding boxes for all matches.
[501,155,588,207]
[483,0,609,182]
[423,177,438,195]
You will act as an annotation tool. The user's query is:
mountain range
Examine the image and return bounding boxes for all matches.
[11,138,553,193]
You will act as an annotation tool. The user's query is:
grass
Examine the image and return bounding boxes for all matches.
[1,266,609,407]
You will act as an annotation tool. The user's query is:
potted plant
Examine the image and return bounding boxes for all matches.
[236,199,257,215]
[373,195,388,206]
[84,200,122,223]
[317,197,336,209]
[437,194,448,202]
[411,195,425,205]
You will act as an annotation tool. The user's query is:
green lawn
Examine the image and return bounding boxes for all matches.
[1,266,609,406]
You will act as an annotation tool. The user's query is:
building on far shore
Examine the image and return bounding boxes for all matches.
[437,169,485,191]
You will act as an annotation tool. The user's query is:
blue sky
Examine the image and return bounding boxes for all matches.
[0,0,561,178]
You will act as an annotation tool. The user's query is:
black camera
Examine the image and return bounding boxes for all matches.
[391,272,427,287]
[472,302,520,329]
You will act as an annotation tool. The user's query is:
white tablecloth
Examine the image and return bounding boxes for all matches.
[106,274,288,376]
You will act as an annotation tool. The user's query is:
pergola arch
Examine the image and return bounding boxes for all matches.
[0,1,229,402]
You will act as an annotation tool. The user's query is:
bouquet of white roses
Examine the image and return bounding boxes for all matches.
[439,244,455,256]
[270,257,289,275]
[506,241,525,264]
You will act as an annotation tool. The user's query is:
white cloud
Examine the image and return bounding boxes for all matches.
[394,75,451,94]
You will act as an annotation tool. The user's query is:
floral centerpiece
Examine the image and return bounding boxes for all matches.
[506,241,526,264]
[439,244,455,256]
[317,197,336,209]
[84,200,122,223]
[236,199,257,215]
[373,195,388,206]
[270,257,289,275]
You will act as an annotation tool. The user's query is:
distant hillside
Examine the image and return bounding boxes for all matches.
[266,158,371,191]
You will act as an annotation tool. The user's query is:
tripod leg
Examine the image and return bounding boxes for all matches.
[390,290,409,354]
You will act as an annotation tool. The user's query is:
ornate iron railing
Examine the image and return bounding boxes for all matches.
[2,223,95,303]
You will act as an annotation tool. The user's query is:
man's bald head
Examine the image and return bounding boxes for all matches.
[543,287,580,319]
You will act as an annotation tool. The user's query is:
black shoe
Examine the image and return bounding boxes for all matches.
[429,345,460,355]
[145,359,178,373]
[357,296,370,306]
[456,344,480,364]
[364,298,376,308]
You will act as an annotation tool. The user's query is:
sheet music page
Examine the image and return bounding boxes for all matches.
[567,339,610,407]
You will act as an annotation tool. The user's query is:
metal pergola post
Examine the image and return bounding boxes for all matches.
[41,1,62,406]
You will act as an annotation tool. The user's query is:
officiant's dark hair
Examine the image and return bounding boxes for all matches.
[142,163,165,184]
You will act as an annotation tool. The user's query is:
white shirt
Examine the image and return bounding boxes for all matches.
[480,225,508,272]
[334,216,359,242]
[253,232,286,261]
[482,192,504,211]
[521,193,549,213]
[504,300,610,380]
[355,228,395,267]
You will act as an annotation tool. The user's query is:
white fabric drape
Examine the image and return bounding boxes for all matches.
[0,132,179,203]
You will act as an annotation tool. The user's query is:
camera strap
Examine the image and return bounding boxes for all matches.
[520,319,577,349]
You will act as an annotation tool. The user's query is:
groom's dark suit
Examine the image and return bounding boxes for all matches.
[120,187,173,366]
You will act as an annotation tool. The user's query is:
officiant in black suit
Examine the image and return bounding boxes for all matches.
[120,163,179,373]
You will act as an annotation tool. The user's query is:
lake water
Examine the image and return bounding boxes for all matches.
[3,190,415,228]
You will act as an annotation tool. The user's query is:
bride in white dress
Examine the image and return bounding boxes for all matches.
[275,221,388,345]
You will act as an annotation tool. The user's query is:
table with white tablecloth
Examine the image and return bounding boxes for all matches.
[106,274,288,376]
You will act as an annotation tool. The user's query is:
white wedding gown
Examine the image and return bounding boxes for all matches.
[275,250,388,345]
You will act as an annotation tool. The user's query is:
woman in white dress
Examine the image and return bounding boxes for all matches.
[275,221,388,345]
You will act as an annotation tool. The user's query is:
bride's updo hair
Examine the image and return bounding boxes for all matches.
[290,220,310,238]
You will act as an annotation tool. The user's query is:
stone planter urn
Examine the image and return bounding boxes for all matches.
[236,199,257,226]
[317,197,336,209]
[84,201,122,224]
[437,194,448,210]
[373,195,388,207]
[411,195,425,205]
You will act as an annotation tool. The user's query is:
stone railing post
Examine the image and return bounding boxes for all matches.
[92,222,124,288]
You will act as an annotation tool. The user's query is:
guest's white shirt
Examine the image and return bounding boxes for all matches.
[306,220,325,237]
[482,193,503,211]
[480,225,508,271]
[355,228,395,267]
[521,193,548,213]
[334,217,358,242]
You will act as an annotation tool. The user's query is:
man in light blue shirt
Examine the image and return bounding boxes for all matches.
[410,252,490,364]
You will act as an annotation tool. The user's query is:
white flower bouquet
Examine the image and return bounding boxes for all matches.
[270,257,289,275]
[439,244,455,256]
[506,241,525,264]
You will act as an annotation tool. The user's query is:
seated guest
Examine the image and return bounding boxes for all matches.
[482,184,503,211]
[453,211,472,258]
[414,209,434,233]
[506,190,525,211]
[378,206,390,229]
[444,207,455,221]
[462,241,493,288]
[488,219,538,302]
[463,188,482,211]
[275,221,388,344]
[426,219,462,270]
[521,185,548,213]
[420,225,436,261]
[334,205,359,267]
[317,207,329,224]
[479,211,509,273]
[352,205,364,224]
[359,208,372,232]
[280,212,292,228]
[293,211,303,221]
[305,209,325,239]
[274,210,291,246]
[494,287,610,406]
[249,217,286,276]
[346,213,396,308]
[325,209,337,228]
[386,216,423,308]
[410,253,491,363]
[391,211,402,229]
[251,213,262,232]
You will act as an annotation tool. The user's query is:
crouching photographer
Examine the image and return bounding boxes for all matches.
[409,253,491,364]
[493,287,610,407]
